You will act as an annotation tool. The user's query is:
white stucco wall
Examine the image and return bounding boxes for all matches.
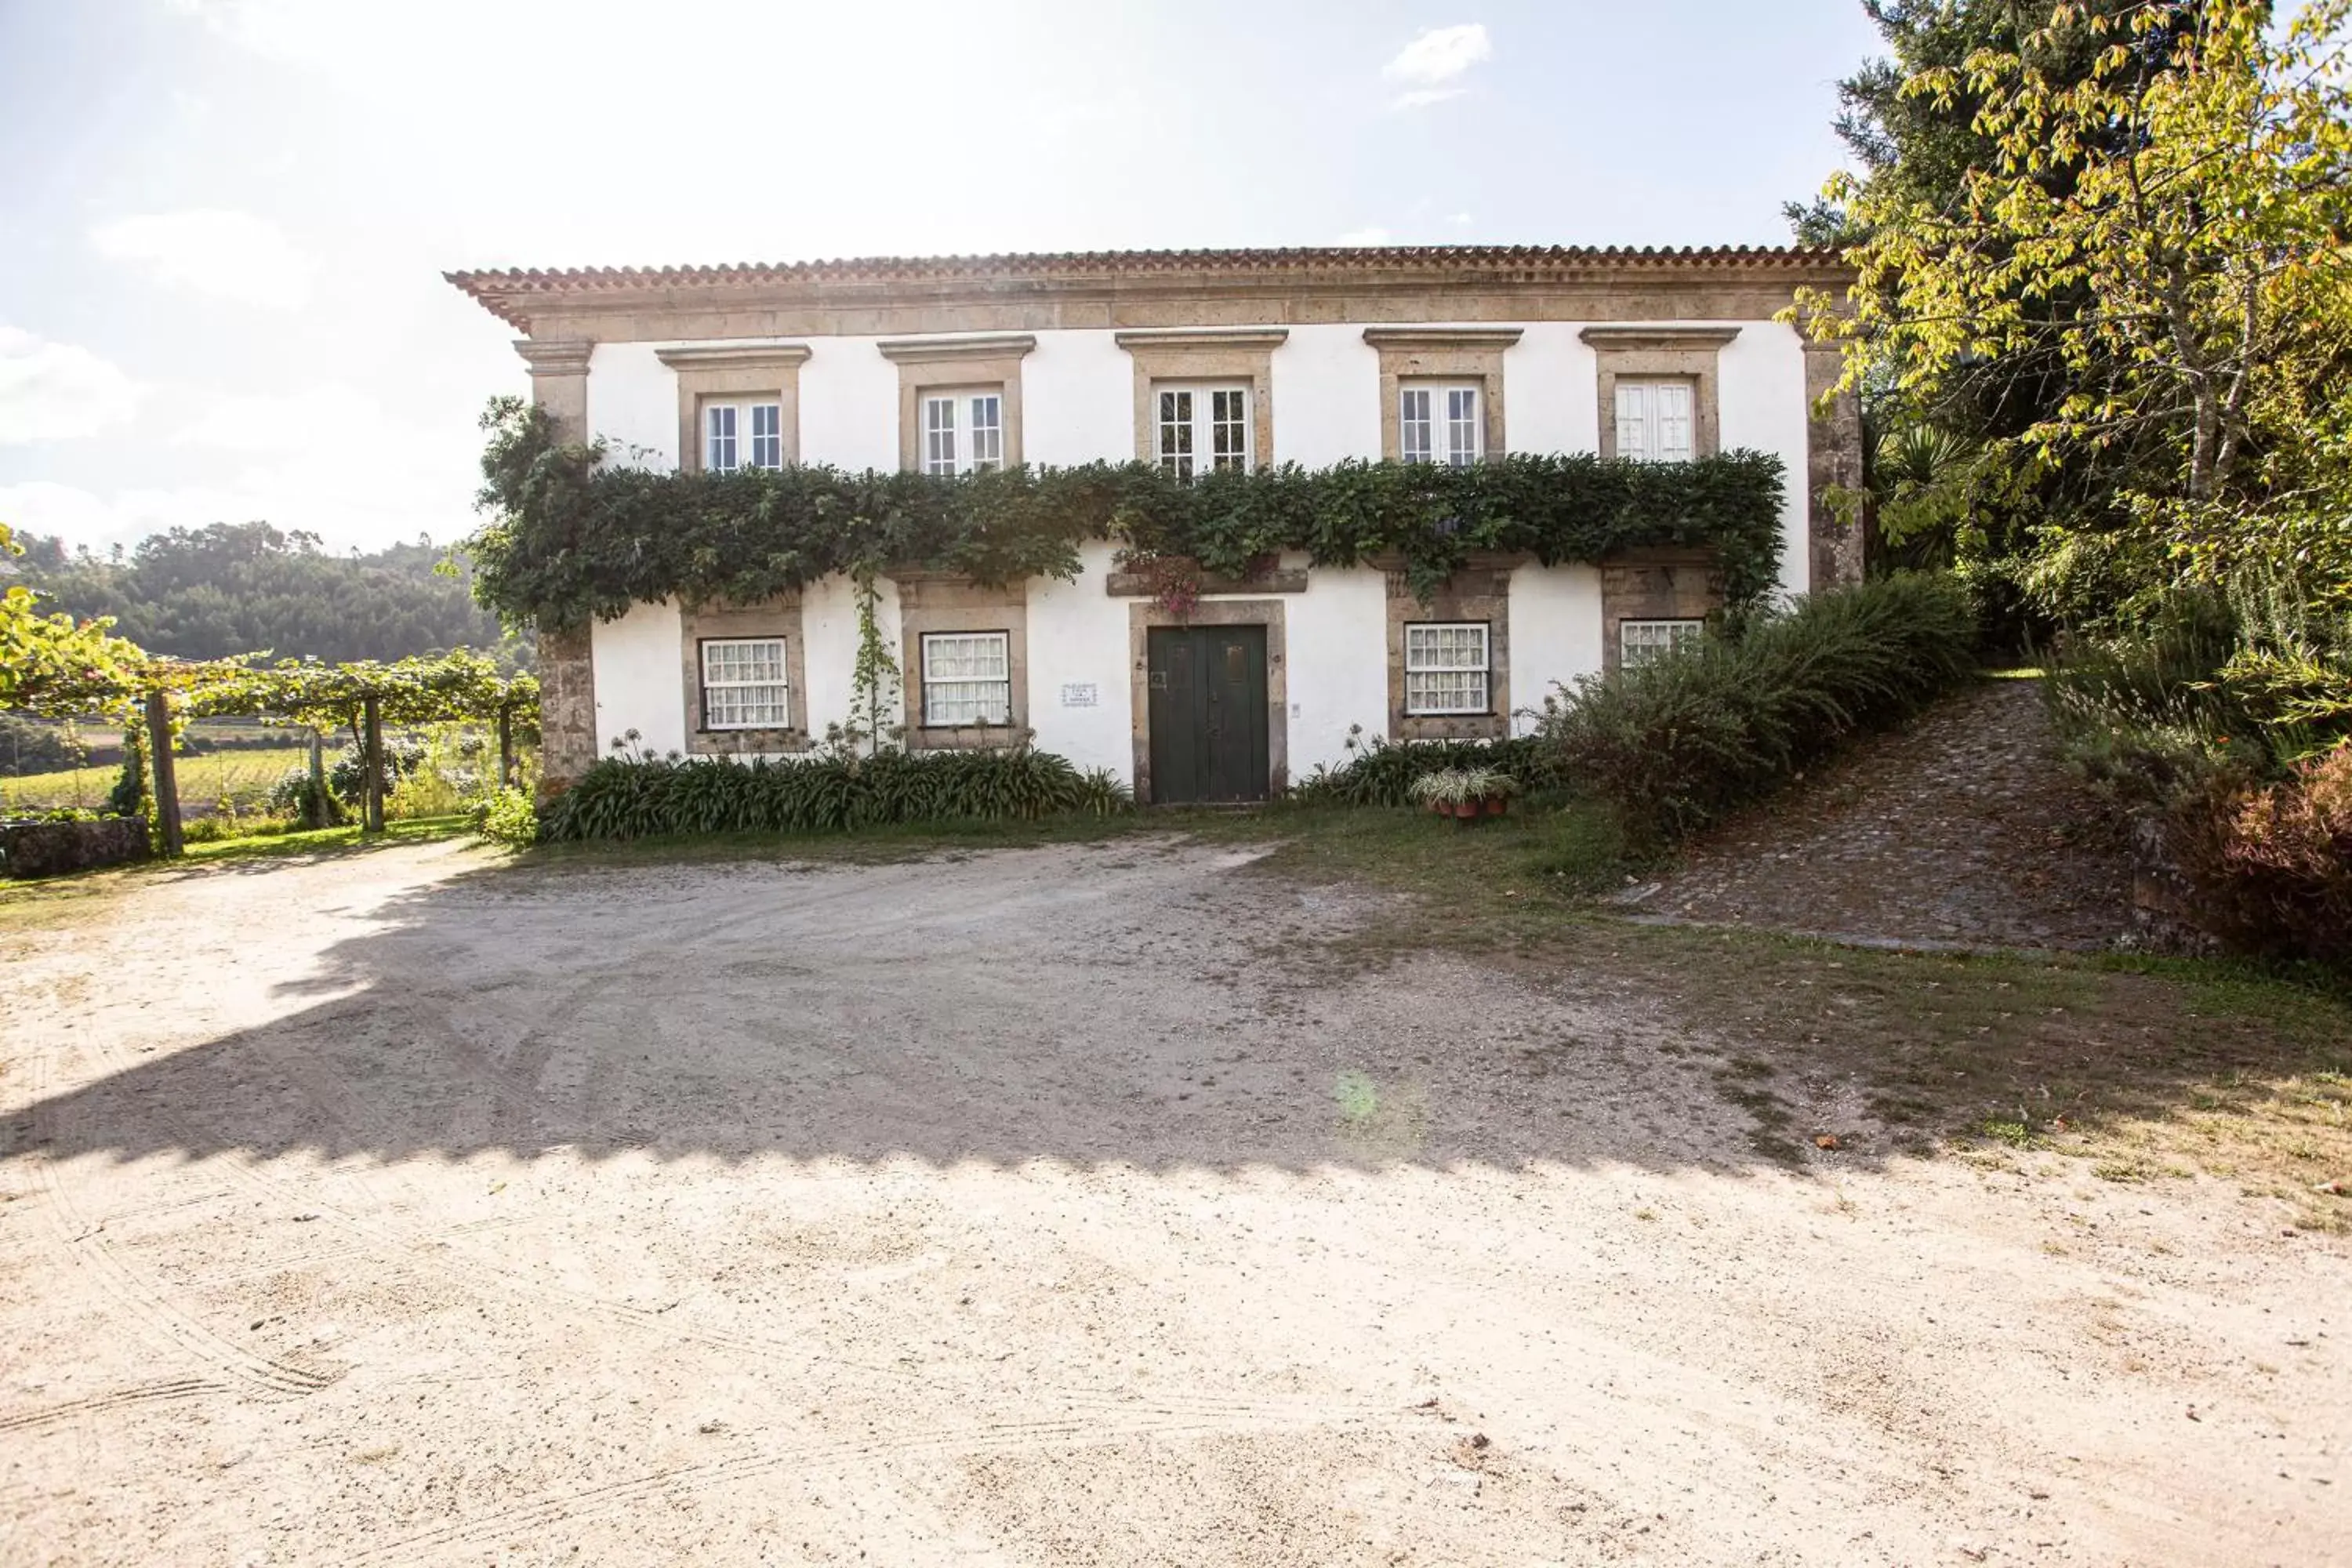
[590,597,687,757]
[1024,541,1134,778]
[1716,319,1813,597]
[800,574,904,739]
[1507,565,1606,733]
[798,337,902,472]
[1272,325,1381,468]
[1280,564,1389,777]
[584,343,681,468]
[1022,332,1134,466]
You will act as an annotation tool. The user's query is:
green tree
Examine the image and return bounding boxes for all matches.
[0,523,147,717]
[1798,0,2352,619]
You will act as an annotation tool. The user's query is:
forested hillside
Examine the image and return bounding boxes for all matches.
[4,523,525,666]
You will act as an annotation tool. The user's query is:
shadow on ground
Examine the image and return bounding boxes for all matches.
[11,835,2348,1198]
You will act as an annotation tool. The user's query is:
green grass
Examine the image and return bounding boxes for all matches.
[2,747,310,815]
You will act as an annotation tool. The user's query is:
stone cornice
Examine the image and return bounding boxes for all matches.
[1112,328,1291,351]
[1578,326,1744,352]
[655,343,811,371]
[1361,327,1524,350]
[513,338,593,376]
[876,333,1037,365]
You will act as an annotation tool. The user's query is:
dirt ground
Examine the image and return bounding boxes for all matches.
[1622,680,2137,952]
[1,838,2344,1566]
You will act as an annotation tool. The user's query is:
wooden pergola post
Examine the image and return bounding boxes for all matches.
[362,695,386,833]
[143,689,183,858]
[497,705,514,790]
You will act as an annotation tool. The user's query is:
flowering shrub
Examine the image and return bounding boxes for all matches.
[2169,741,2352,963]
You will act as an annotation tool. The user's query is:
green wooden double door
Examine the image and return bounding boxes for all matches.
[1146,625,1269,804]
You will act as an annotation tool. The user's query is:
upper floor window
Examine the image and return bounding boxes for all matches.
[1403,622,1491,715]
[921,390,1004,477]
[1401,383,1483,466]
[920,630,1012,726]
[700,637,790,729]
[1621,618,1704,667]
[1156,385,1251,478]
[705,401,783,473]
[1613,380,1695,463]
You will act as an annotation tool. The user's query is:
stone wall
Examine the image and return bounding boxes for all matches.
[2,816,150,879]
[536,625,599,800]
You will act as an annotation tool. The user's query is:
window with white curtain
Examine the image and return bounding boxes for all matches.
[920,391,1004,476]
[705,401,783,472]
[1155,385,1250,478]
[700,637,790,728]
[1613,379,1695,463]
[920,631,1012,725]
[1403,622,1491,715]
[1400,383,1482,466]
[1621,619,1705,666]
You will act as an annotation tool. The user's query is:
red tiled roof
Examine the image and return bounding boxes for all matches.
[445,245,1846,329]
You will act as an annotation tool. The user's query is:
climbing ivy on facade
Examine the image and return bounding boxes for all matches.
[466,396,1789,632]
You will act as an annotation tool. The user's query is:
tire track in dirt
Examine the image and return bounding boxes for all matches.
[58,995,1385,1436]
[22,1058,345,1402]
[0,1377,227,1434]
[339,1405,1397,1566]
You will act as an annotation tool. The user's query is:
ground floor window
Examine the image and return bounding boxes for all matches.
[1403,622,1490,714]
[1620,618,1705,667]
[699,637,790,728]
[920,630,1012,725]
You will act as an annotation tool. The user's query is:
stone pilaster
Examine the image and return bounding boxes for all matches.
[514,338,599,798]
[1803,339,1866,590]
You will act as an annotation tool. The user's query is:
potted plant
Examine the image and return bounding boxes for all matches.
[1407,768,1468,817]
[1465,768,1519,817]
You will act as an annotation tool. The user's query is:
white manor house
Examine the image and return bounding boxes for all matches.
[448,245,1860,804]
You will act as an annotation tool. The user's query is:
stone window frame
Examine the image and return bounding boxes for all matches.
[1385,561,1513,742]
[1579,326,1740,461]
[656,344,811,474]
[877,335,1035,473]
[680,597,812,756]
[1599,549,1723,676]
[1126,597,1289,804]
[1363,327,1519,463]
[898,574,1029,752]
[1114,328,1285,469]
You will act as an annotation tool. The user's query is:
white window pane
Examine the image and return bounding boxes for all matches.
[1615,383,1649,462]
[1446,387,1480,465]
[1655,382,1694,462]
[706,404,739,472]
[1621,619,1704,666]
[702,638,790,728]
[968,394,1003,470]
[1400,387,1433,463]
[922,632,1011,723]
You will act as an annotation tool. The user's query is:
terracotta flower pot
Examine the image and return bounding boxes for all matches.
[1484,795,1508,816]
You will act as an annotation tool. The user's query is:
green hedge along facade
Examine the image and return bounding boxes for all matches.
[466,397,1789,630]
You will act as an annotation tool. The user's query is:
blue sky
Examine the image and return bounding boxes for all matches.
[0,0,1883,554]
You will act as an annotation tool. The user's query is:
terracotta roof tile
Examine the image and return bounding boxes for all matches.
[445,245,1846,329]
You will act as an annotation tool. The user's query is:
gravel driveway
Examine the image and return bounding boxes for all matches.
[1,838,2341,1564]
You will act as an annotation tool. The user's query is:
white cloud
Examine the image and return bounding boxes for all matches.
[89,210,317,310]
[0,327,145,444]
[1446,211,1475,227]
[1383,24,1491,86]
[1390,87,1465,111]
[172,385,387,453]
[1335,227,1394,246]
[162,0,332,59]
